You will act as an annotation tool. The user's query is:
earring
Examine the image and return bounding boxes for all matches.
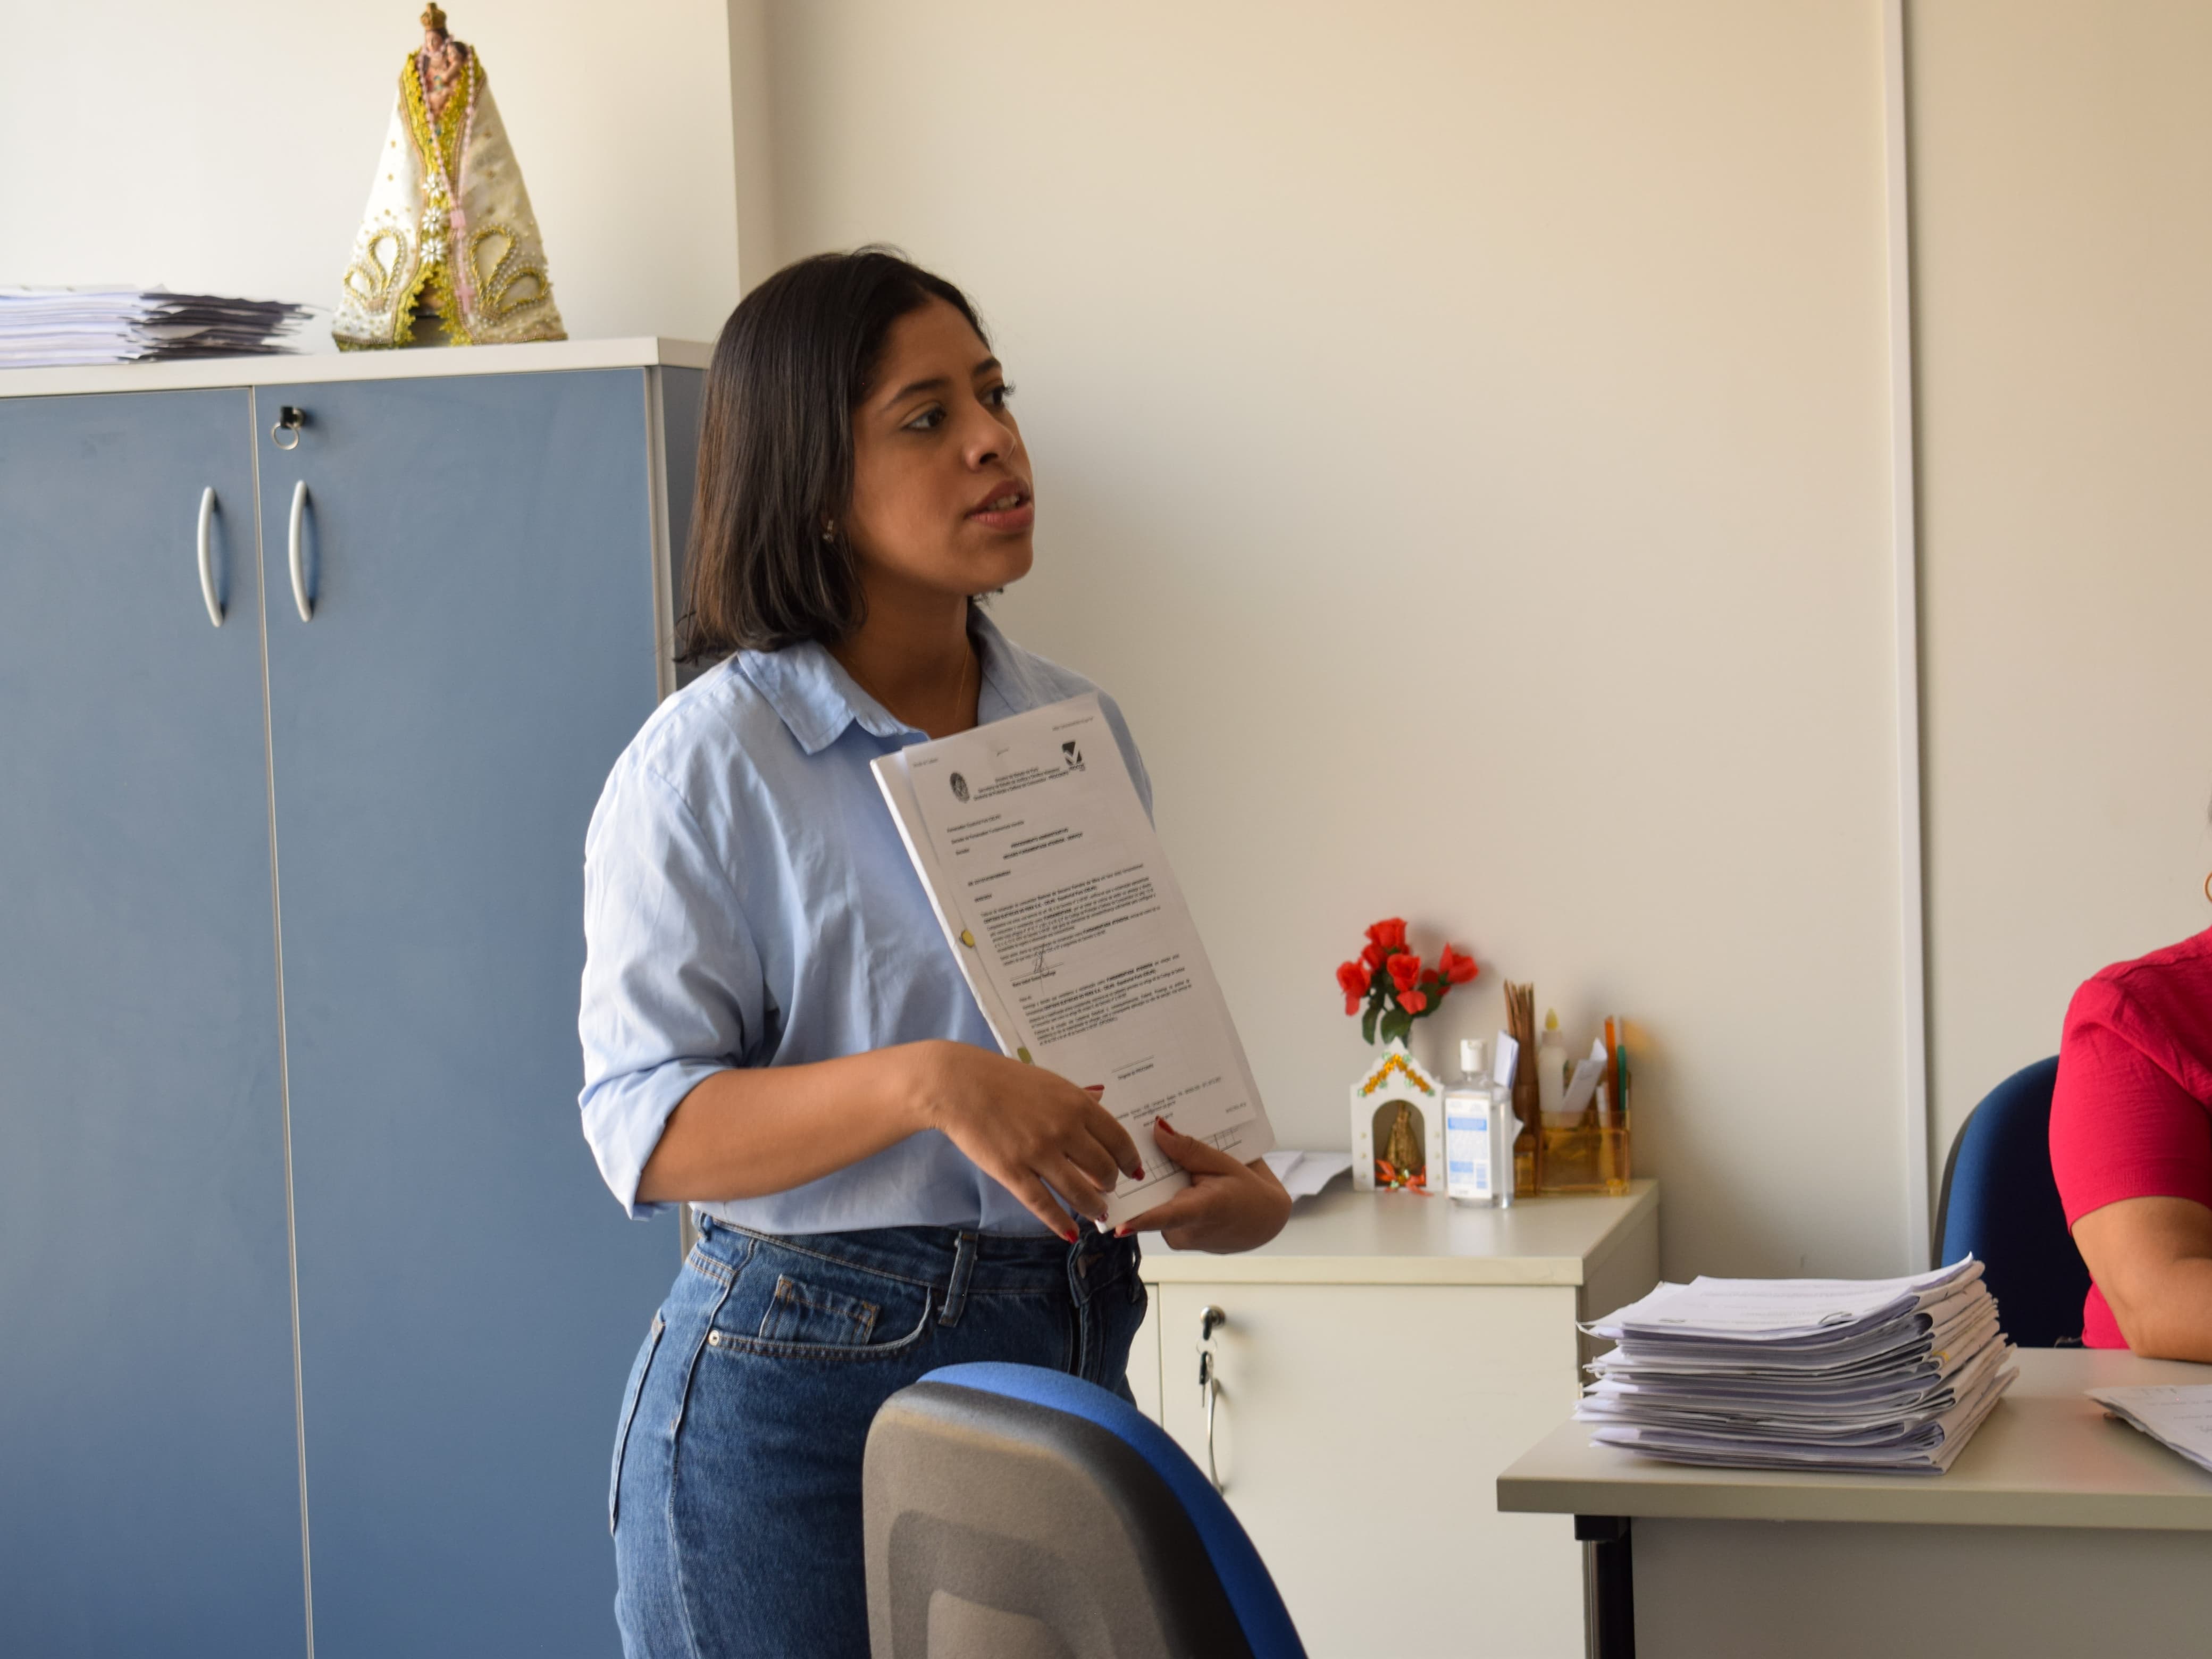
[2203,871,2211,904]
[821,519,836,544]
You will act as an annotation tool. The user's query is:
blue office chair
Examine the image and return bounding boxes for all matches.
[863,1362,1306,1659]
[1933,1056,2091,1346]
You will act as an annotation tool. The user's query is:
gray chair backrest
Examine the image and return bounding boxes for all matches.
[864,1380,1256,1659]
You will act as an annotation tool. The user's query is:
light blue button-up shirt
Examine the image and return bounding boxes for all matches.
[578,610,1152,1232]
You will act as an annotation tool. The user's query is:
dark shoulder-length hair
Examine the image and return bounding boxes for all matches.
[677,247,987,661]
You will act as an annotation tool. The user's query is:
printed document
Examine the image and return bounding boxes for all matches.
[2087,1384,2212,1476]
[872,693,1274,1226]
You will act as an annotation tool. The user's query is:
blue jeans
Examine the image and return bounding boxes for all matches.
[609,1216,1147,1658]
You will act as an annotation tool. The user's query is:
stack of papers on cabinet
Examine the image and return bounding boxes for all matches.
[0,287,318,368]
[1576,1259,2017,1474]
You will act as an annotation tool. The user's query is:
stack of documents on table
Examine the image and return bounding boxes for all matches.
[0,287,317,368]
[1577,1259,2016,1474]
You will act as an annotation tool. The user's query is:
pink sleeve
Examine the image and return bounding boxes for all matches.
[2050,979,2212,1227]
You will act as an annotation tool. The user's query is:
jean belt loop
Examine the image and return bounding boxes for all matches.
[939,1230,978,1328]
[1067,1234,1097,1310]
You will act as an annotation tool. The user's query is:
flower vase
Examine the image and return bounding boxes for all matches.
[1348,1037,1446,1194]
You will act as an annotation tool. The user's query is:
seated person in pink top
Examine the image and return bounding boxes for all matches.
[2050,924,2212,1355]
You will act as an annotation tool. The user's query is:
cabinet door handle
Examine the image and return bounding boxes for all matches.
[1198,1304,1226,1494]
[196,487,222,626]
[287,480,312,621]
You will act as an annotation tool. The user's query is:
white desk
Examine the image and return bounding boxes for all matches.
[1499,1347,2212,1657]
[1133,1182,1658,1658]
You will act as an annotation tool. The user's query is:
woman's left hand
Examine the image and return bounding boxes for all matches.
[1115,1119,1292,1253]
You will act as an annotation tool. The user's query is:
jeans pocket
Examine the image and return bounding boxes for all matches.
[609,1310,665,1537]
[758,1273,878,1346]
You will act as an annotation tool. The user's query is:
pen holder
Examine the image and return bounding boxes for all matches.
[1537,1098,1630,1195]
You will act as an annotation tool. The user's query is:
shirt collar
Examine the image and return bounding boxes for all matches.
[737,607,1045,757]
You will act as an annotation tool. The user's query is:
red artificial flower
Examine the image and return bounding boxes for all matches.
[1335,960,1370,1014]
[1386,951,1422,993]
[1397,986,1429,1015]
[1359,940,1387,973]
[1366,918,1409,953]
[1438,944,1479,986]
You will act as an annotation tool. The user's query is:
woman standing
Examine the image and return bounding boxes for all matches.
[580,249,1291,1657]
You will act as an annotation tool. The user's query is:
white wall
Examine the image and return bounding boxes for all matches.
[1,0,743,343]
[755,0,1913,1278]
[5,0,1950,1281]
[1911,0,2212,1157]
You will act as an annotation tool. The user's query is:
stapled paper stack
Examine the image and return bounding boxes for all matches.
[1576,1259,2016,1474]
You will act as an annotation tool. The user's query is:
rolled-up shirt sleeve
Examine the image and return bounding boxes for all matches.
[579,756,767,1218]
[2051,977,2212,1227]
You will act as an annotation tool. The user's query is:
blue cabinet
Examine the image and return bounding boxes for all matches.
[0,390,303,1657]
[1,359,699,1655]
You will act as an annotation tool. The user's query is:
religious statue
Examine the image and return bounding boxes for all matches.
[1380,1101,1425,1188]
[334,5,566,348]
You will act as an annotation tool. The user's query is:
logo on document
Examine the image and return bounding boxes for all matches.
[949,772,970,802]
[1060,741,1084,770]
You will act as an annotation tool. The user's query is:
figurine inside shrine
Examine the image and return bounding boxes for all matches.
[334,5,566,348]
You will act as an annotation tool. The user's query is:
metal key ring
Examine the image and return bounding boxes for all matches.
[271,406,306,449]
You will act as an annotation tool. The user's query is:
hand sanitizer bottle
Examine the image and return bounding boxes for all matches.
[1445,1038,1504,1206]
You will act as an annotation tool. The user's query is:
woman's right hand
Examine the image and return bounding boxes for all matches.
[908,1041,1145,1239]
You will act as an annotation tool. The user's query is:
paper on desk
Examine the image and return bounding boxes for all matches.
[872,694,1274,1227]
[1585,1287,1998,1377]
[1577,1257,2016,1474]
[1262,1149,1353,1201]
[1590,1358,2015,1474]
[1588,1259,1985,1344]
[2086,1384,2212,1476]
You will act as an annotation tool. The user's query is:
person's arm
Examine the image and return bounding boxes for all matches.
[1113,1119,1292,1253]
[2071,1196,2212,1360]
[638,1039,1143,1241]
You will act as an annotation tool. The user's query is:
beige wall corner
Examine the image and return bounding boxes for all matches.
[1911,0,2212,1162]
[728,0,782,295]
[765,0,1910,1279]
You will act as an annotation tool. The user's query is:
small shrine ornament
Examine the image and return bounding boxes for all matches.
[334,5,566,348]
[1335,917,1479,1192]
[1350,1040,1446,1192]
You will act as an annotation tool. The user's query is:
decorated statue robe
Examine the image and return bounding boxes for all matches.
[334,48,564,348]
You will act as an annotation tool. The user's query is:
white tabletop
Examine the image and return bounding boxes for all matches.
[1497,1347,2212,1531]
[1138,1179,1657,1287]
[0,336,713,399]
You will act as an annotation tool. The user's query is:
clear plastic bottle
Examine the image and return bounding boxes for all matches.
[1445,1038,1517,1208]
[1444,1038,1494,1204]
